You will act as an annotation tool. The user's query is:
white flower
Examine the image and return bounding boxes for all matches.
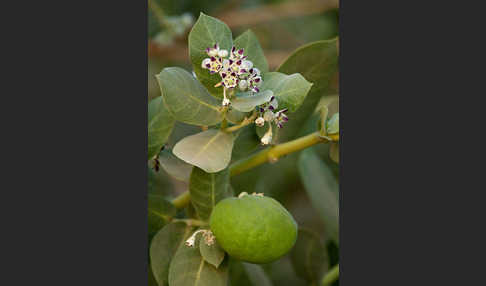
[201,58,211,69]
[255,117,265,127]
[239,79,248,91]
[261,128,273,145]
[222,97,231,106]
[218,49,228,58]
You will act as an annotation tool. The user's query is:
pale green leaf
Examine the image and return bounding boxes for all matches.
[329,142,339,164]
[290,228,329,283]
[189,12,233,98]
[225,108,249,124]
[327,113,339,135]
[228,259,273,286]
[158,148,193,182]
[277,39,339,141]
[234,29,269,73]
[298,148,339,243]
[231,125,261,162]
[156,67,224,126]
[150,222,195,286]
[231,90,274,112]
[148,194,177,242]
[169,236,229,286]
[173,129,234,173]
[199,236,225,268]
[189,167,231,221]
[261,72,312,113]
[148,96,175,160]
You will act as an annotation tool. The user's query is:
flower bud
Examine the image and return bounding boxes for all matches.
[263,110,275,122]
[239,79,248,91]
[222,97,231,106]
[255,117,265,127]
[261,128,273,145]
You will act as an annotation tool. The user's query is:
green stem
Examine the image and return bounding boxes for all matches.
[172,218,208,227]
[322,264,339,285]
[172,191,190,209]
[223,111,257,133]
[148,0,171,30]
[230,131,330,176]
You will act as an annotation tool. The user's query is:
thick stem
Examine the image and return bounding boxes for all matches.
[322,264,339,285]
[223,111,257,133]
[172,218,208,227]
[172,191,190,209]
[230,131,330,176]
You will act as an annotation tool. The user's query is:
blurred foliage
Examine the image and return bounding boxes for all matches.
[148,1,339,285]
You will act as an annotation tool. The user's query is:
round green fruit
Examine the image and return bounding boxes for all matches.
[209,193,298,264]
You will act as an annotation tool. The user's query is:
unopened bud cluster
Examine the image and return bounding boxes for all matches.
[185,229,216,247]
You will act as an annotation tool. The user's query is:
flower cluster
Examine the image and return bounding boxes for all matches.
[255,96,288,129]
[201,44,263,106]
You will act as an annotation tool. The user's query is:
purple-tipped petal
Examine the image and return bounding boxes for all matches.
[254,78,261,83]
[240,69,247,73]
[236,60,242,65]
[231,46,236,52]
[238,49,244,55]
[281,108,288,113]
[229,59,233,65]
[205,64,211,68]
[278,123,283,128]
[283,117,289,122]
[253,87,260,92]
[231,72,236,77]
[249,68,253,74]
[205,47,210,53]
[214,43,218,49]
[270,96,275,101]
[221,73,227,78]
[269,106,274,110]
[260,107,264,112]
[210,57,216,62]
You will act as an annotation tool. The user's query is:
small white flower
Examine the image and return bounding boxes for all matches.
[218,49,228,58]
[261,128,273,145]
[241,60,253,70]
[263,110,275,122]
[222,97,231,106]
[239,79,248,91]
[255,117,265,127]
[201,58,211,69]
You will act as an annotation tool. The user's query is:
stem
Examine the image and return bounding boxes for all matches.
[172,218,208,227]
[148,0,171,30]
[230,131,330,176]
[223,111,257,133]
[322,264,339,285]
[172,191,190,209]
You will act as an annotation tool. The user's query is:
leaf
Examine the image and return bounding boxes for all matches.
[228,259,273,286]
[231,125,261,162]
[234,29,269,73]
[189,12,233,98]
[148,96,175,160]
[189,167,231,221]
[261,72,312,113]
[148,263,159,286]
[298,148,339,243]
[327,113,339,135]
[290,228,329,282]
[329,142,339,164]
[148,194,177,243]
[169,236,229,286]
[158,148,193,182]
[225,108,249,124]
[173,129,234,173]
[199,236,225,268]
[150,222,195,286]
[156,67,224,126]
[276,39,339,141]
[231,90,274,112]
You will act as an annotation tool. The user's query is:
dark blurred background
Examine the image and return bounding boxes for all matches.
[148,1,339,285]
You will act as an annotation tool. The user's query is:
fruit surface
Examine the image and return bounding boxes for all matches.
[209,194,298,264]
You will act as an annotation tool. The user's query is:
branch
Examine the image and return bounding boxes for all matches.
[172,191,190,209]
[322,264,339,285]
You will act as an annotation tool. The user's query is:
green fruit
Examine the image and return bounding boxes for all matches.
[209,193,298,264]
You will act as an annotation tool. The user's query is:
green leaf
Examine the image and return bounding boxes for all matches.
[276,39,339,141]
[150,222,195,286]
[234,29,269,73]
[290,228,329,283]
[199,236,226,268]
[189,167,231,221]
[158,148,193,182]
[156,67,224,126]
[225,108,249,125]
[148,194,177,243]
[173,129,234,173]
[148,96,175,160]
[231,125,261,162]
[298,148,339,243]
[231,90,274,112]
[189,12,233,98]
[329,142,339,164]
[261,72,312,113]
[169,236,229,286]
[228,259,273,286]
[327,113,339,135]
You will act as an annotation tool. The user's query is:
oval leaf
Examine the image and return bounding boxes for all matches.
[158,148,193,182]
[276,39,339,141]
[229,259,273,286]
[150,222,195,286]
[156,67,224,126]
[173,129,234,173]
[231,90,274,112]
[261,72,312,113]
[189,167,231,221]
[234,29,269,73]
[298,148,339,243]
[148,96,175,160]
[148,194,177,242]
[199,236,226,268]
[169,236,229,286]
[189,12,233,98]
[290,228,329,282]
